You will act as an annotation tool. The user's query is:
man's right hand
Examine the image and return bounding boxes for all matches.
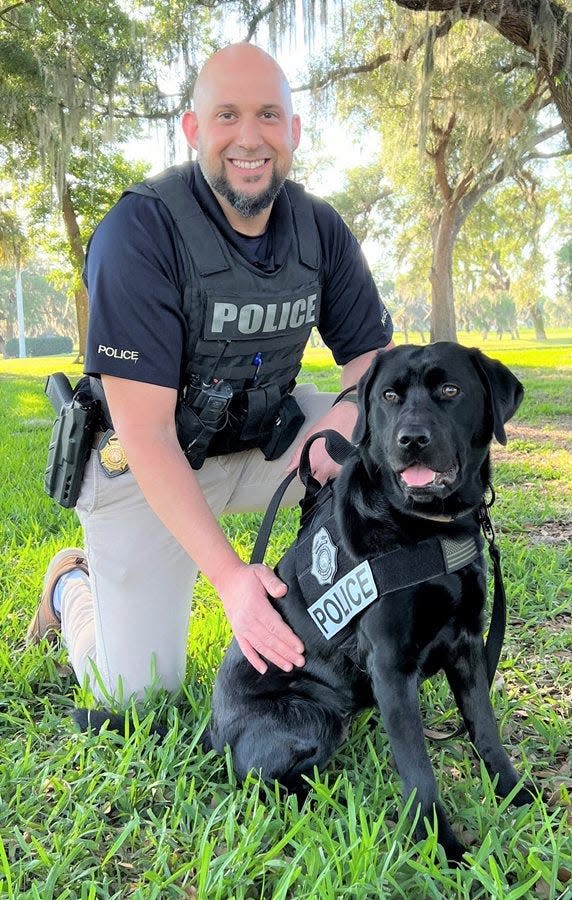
[217,562,305,675]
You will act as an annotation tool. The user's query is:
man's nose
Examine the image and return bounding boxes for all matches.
[236,116,263,149]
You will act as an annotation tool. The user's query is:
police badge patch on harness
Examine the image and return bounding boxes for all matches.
[310,527,338,586]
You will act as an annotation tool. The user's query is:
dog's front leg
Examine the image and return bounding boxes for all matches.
[445,636,533,806]
[370,652,466,863]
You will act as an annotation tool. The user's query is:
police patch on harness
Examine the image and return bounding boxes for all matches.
[308,561,378,639]
[311,527,338,586]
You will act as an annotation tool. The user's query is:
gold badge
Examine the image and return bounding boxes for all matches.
[97,430,129,477]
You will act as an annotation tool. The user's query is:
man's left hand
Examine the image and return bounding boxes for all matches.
[285,398,358,484]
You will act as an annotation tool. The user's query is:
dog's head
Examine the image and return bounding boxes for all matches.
[353,342,523,515]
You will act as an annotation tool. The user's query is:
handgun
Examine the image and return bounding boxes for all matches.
[44,373,99,508]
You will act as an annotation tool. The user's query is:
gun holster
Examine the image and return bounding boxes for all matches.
[44,378,100,508]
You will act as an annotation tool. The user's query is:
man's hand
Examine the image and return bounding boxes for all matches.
[217,562,305,675]
[286,398,358,484]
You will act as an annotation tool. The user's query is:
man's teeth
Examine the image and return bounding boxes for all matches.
[232,159,266,169]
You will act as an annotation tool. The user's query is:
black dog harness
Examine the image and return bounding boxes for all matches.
[252,429,508,737]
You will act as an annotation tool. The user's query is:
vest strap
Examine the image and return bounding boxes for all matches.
[285,182,320,270]
[129,170,229,275]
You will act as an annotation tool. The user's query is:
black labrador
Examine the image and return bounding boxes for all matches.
[205,341,533,862]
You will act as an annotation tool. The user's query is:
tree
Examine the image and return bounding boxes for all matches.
[0,206,28,355]
[311,3,568,339]
[391,0,572,146]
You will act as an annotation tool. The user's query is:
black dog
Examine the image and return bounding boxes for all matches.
[206,341,532,862]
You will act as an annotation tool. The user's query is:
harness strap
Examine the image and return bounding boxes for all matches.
[250,428,354,565]
[425,495,506,741]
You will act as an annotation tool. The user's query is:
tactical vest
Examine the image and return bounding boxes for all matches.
[126,162,322,456]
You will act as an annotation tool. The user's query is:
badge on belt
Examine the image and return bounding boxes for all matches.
[97,429,129,477]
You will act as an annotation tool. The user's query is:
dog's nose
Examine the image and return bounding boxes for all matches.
[397,427,431,448]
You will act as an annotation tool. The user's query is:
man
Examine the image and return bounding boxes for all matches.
[28,43,393,704]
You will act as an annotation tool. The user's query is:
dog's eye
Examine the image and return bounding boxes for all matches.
[383,389,400,403]
[441,384,461,398]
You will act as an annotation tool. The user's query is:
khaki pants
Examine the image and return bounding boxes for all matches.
[62,384,334,702]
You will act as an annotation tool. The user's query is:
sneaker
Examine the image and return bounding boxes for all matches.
[26,548,88,646]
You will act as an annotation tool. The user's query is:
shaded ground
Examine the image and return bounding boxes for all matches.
[492,418,572,547]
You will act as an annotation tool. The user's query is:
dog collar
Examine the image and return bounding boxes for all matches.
[406,507,475,523]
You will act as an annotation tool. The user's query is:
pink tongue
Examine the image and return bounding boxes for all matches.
[401,465,436,487]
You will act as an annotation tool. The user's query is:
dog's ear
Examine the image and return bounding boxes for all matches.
[353,351,386,445]
[470,349,524,445]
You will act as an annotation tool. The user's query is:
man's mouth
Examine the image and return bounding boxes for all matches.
[399,462,459,489]
[229,158,269,170]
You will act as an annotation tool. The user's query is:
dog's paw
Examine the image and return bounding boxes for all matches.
[511,781,536,807]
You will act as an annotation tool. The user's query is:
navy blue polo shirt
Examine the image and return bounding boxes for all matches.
[84,164,393,388]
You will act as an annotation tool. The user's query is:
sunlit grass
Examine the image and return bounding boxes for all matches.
[1,335,570,898]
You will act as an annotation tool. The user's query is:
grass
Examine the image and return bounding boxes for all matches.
[0,329,571,898]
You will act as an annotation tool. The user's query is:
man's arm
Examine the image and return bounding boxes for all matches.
[101,375,305,675]
[286,344,394,483]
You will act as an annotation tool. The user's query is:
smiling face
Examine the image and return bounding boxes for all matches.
[182,44,301,233]
[357,343,502,515]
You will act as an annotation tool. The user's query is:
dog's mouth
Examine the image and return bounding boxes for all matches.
[398,461,459,492]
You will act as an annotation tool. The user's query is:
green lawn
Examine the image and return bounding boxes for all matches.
[1,332,571,898]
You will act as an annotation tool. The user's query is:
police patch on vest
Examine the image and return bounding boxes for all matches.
[308,561,378,639]
[204,293,319,341]
[311,527,338,586]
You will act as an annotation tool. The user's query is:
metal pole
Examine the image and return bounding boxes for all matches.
[15,262,26,358]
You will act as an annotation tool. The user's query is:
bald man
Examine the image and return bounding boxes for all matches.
[29,44,394,706]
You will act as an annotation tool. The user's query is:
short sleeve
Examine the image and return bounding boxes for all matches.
[313,198,393,366]
[84,193,188,389]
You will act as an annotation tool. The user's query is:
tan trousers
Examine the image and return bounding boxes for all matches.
[62,384,334,703]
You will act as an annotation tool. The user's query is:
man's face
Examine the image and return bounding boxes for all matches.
[182,48,301,221]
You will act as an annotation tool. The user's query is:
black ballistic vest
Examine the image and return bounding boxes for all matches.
[127,163,322,454]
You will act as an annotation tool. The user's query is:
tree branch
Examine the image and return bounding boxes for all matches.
[428,114,456,201]
[391,0,572,77]
[524,148,571,159]
[242,0,285,42]
[293,12,456,92]
[0,0,35,17]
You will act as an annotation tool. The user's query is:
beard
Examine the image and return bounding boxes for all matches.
[200,160,286,219]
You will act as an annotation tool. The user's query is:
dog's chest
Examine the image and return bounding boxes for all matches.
[288,485,485,649]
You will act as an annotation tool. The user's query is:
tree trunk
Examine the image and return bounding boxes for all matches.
[429,207,458,342]
[528,302,547,340]
[60,181,88,362]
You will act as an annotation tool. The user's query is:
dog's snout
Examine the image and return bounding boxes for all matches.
[397,426,431,448]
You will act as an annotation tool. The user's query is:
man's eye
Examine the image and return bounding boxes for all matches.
[383,389,400,403]
[442,384,461,398]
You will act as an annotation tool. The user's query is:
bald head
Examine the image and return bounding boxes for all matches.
[193,43,294,117]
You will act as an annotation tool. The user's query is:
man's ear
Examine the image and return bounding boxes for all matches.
[291,114,301,150]
[353,351,385,445]
[181,110,199,150]
[470,349,524,445]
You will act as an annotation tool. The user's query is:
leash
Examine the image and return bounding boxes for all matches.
[250,429,354,565]
[251,433,508,742]
[426,485,506,741]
